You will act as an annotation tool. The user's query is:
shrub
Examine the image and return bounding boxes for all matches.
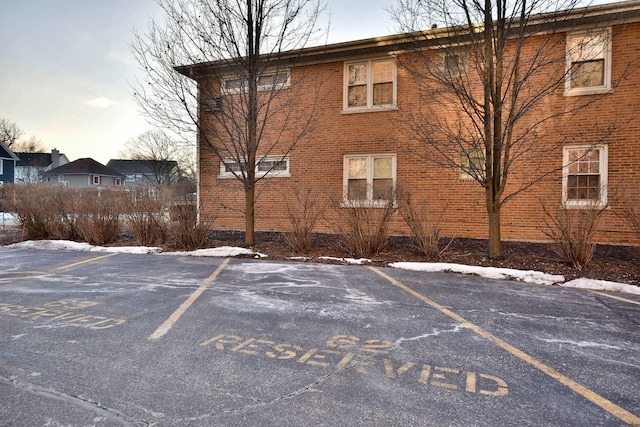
[333,196,396,258]
[121,186,168,246]
[283,185,326,253]
[168,188,215,250]
[398,192,446,258]
[76,189,124,245]
[616,182,640,242]
[540,200,607,270]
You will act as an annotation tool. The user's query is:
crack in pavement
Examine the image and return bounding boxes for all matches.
[0,375,148,426]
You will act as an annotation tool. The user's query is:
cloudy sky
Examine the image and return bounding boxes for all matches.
[0,0,395,164]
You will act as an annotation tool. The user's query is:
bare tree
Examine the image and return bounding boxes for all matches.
[0,118,24,148]
[131,0,327,246]
[389,0,637,258]
[119,129,186,185]
[12,135,47,153]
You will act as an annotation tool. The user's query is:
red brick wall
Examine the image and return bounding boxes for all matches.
[197,21,640,246]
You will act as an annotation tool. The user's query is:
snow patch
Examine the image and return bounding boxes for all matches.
[562,278,640,295]
[319,256,370,265]
[390,262,564,286]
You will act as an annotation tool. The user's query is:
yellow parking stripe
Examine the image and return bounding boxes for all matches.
[149,258,230,341]
[53,253,118,271]
[369,266,640,426]
[588,290,640,307]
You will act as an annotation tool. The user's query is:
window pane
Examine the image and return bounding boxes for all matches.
[373,82,393,105]
[224,162,240,173]
[571,59,604,88]
[257,160,273,172]
[348,64,367,85]
[258,74,275,86]
[373,157,392,178]
[348,85,367,107]
[348,179,367,201]
[373,60,393,83]
[373,178,393,200]
[348,158,367,179]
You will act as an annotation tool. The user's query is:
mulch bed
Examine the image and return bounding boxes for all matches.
[2,226,638,287]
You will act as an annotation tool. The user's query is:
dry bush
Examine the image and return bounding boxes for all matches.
[9,184,65,239]
[168,188,214,250]
[283,185,326,253]
[47,187,82,241]
[121,186,168,246]
[616,182,640,242]
[540,200,607,270]
[398,192,446,257]
[76,189,124,245]
[333,197,397,258]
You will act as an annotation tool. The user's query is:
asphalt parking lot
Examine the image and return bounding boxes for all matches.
[0,247,639,426]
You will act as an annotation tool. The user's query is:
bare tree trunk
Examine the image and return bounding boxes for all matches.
[487,195,503,259]
[245,181,256,246]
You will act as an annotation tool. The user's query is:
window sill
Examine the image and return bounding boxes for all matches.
[562,200,608,210]
[563,87,613,97]
[341,105,398,115]
[218,173,291,179]
[341,200,397,208]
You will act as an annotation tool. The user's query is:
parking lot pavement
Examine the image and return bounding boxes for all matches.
[0,248,639,426]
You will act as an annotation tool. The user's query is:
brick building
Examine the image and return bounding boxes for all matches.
[178,0,640,246]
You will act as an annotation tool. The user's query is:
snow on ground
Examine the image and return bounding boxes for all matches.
[390,262,564,286]
[163,246,266,258]
[5,240,639,295]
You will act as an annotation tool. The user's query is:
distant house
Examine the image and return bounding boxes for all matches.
[42,158,124,187]
[0,140,19,184]
[15,149,69,183]
[106,159,180,186]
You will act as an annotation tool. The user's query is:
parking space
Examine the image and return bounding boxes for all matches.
[0,248,639,426]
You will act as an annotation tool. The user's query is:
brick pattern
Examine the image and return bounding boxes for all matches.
[197,22,640,245]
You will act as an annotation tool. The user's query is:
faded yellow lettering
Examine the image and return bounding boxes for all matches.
[304,349,341,367]
[360,339,393,354]
[298,348,318,363]
[431,366,460,390]
[326,335,359,349]
[335,352,355,369]
[383,359,415,379]
[266,343,302,360]
[88,318,125,330]
[231,338,256,353]
[199,334,227,347]
[466,372,477,393]
[418,365,432,384]
[479,373,509,396]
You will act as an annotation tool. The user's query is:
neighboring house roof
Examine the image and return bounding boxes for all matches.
[107,159,179,175]
[16,152,56,167]
[43,158,124,177]
[0,140,19,161]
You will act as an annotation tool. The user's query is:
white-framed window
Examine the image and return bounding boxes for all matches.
[93,176,100,185]
[344,58,396,112]
[219,155,290,178]
[343,154,396,205]
[565,28,612,96]
[440,49,468,77]
[563,144,608,208]
[115,178,121,186]
[460,148,485,180]
[222,70,290,94]
[0,160,3,175]
[58,175,64,182]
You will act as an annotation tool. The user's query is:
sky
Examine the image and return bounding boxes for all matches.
[0,0,395,164]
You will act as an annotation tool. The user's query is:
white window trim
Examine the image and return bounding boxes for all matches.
[221,69,291,95]
[564,28,612,97]
[58,175,64,182]
[115,178,121,186]
[342,153,397,207]
[0,160,3,175]
[439,48,468,77]
[562,144,608,209]
[219,155,291,179]
[342,58,397,113]
[93,175,100,185]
